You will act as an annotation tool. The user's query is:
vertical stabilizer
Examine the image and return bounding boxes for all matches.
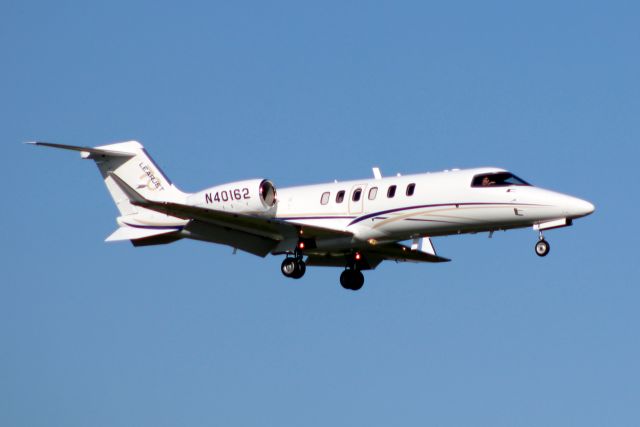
[29,140,187,217]
[87,141,185,215]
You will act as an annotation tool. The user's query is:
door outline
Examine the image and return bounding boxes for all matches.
[348,184,367,215]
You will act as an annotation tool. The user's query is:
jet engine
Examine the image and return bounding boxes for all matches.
[189,179,278,216]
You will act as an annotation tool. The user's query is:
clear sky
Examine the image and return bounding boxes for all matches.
[2,1,639,426]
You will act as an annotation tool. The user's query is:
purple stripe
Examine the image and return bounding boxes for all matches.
[348,202,546,226]
[280,216,356,221]
[403,218,462,224]
[123,222,183,231]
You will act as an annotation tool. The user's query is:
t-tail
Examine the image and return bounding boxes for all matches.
[28,141,188,245]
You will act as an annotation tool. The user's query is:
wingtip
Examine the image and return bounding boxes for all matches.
[24,141,61,148]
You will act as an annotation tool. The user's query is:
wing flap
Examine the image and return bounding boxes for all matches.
[368,243,451,263]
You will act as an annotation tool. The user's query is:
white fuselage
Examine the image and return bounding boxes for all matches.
[274,167,594,245]
[30,140,596,289]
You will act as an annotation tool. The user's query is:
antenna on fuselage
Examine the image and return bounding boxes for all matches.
[372,167,382,180]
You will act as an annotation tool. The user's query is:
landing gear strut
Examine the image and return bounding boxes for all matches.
[339,252,366,291]
[535,233,550,257]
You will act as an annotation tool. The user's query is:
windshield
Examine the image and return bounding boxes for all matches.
[471,172,530,188]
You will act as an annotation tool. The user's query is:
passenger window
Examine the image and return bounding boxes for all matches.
[387,185,397,198]
[352,188,362,202]
[320,192,330,205]
[406,183,416,196]
[368,187,378,200]
[336,190,345,203]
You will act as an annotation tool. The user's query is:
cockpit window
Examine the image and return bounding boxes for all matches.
[471,172,530,188]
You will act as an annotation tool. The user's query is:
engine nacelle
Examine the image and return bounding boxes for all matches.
[189,179,277,216]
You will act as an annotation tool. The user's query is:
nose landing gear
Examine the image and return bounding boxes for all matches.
[535,233,550,257]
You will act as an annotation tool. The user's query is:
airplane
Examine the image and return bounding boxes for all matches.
[28,140,595,291]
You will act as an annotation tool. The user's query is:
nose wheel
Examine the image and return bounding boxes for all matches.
[535,237,550,257]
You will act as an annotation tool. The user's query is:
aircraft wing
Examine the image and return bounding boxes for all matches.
[109,172,352,247]
[366,242,451,263]
[306,242,450,270]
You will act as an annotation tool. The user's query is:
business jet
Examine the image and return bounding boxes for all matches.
[29,141,594,291]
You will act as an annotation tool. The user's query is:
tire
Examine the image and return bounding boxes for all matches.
[340,270,364,291]
[291,260,306,279]
[351,271,364,290]
[281,258,297,277]
[340,270,352,289]
[535,239,550,257]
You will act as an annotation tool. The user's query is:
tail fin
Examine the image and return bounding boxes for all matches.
[29,141,188,245]
[29,140,186,215]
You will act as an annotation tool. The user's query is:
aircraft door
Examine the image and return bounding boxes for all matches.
[348,184,367,214]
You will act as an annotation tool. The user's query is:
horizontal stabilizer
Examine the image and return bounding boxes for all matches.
[106,226,182,242]
[26,141,135,158]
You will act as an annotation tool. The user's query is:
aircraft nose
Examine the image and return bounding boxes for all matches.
[563,196,595,218]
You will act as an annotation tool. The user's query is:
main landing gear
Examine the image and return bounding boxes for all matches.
[340,252,365,291]
[340,269,364,291]
[535,232,550,257]
[281,248,306,279]
[280,248,366,291]
[281,257,306,279]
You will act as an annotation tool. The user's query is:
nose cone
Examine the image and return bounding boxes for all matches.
[564,196,595,218]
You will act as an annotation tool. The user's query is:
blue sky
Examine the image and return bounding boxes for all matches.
[2,1,639,426]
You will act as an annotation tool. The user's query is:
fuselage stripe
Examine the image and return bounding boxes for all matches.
[348,202,547,226]
[278,215,357,221]
[123,222,184,231]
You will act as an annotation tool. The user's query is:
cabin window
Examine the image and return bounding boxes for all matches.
[471,172,530,188]
[368,187,378,200]
[320,192,330,205]
[387,185,397,198]
[406,183,416,196]
[336,190,346,203]
[352,188,362,202]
